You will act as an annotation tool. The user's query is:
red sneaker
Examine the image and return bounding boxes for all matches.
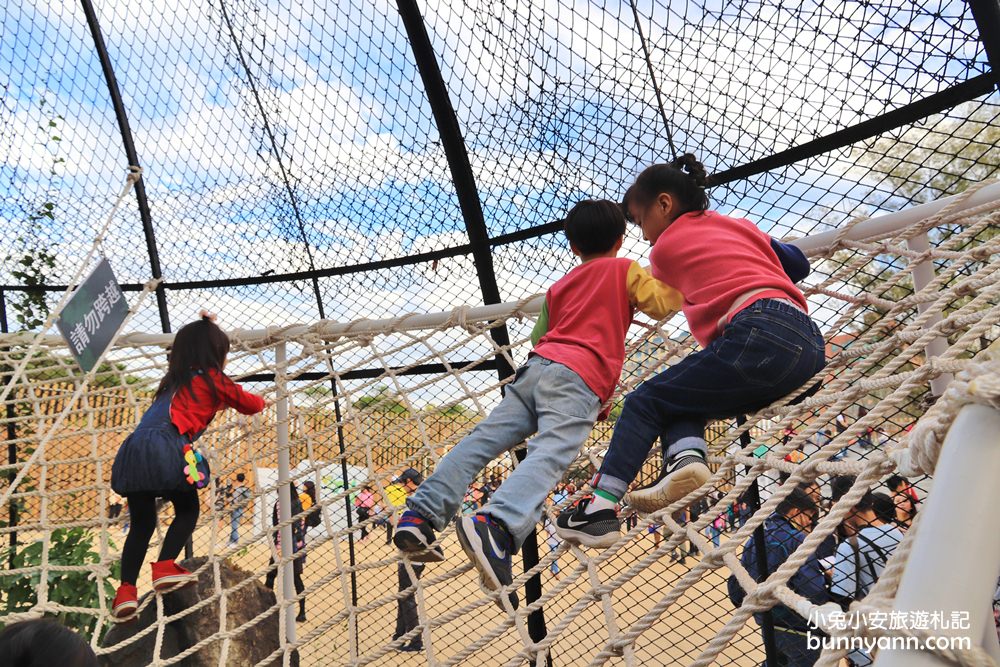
[112,583,138,620]
[150,560,196,592]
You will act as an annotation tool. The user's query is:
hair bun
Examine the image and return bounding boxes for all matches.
[199,310,218,323]
[670,153,707,188]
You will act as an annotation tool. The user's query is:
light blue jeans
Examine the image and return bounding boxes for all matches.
[230,507,244,544]
[407,356,600,548]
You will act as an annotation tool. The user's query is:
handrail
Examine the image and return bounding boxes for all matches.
[875,404,1000,666]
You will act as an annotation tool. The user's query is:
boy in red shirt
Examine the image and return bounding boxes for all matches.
[393,199,681,610]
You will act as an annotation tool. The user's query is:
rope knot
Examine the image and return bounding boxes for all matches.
[590,584,616,599]
[701,550,727,569]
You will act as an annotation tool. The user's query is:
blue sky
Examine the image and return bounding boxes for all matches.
[0,0,991,335]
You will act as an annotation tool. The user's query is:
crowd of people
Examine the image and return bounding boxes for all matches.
[725,475,918,667]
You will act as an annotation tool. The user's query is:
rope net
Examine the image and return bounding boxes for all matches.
[0,178,998,665]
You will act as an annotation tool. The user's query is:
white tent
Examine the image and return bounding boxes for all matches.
[254,461,369,541]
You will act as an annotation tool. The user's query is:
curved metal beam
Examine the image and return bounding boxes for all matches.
[79,0,170,333]
[394,0,550,656]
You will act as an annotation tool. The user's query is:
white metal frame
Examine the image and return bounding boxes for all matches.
[875,404,1000,666]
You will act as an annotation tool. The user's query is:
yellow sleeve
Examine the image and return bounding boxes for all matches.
[626,262,682,320]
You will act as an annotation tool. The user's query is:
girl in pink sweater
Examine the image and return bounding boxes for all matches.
[556,155,825,548]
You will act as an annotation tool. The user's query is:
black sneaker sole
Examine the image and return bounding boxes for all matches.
[553,520,620,549]
[393,529,445,563]
[625,461,711,513]
[455,517,518,610]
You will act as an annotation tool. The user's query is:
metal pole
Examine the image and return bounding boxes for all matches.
[329,391,360,653]
[906,233,952,396]
[275,342,297,647]
[214,0,325,317]
[78,0,170,334]
[969,0,1000,94]
[78,0,190,558]
[0,290,18,566]
[875,404,1000,666]
[394,0,549,656]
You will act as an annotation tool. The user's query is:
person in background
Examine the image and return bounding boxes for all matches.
[229,472,251,545]
[668,508,689,565]
[0,619,97,667]
[813,428,832,449]
[829,491,903,667]
[728,487,830,666]
[301,480,321,531]
[477,476,493,507]
[355,484,378,539]
[886,474,919,530]
[393,468,427,652]
[708,510,725,548]
[461,483,484,514]
[121,497,130,534]
[543,492,563,578]
[383,476,410,545]
[649,516,663,548]
[871,492,897,526]
[834,413,849,435]
[264,481,307,622]
[855,407,873,450]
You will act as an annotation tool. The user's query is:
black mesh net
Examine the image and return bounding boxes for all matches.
[2,0,997,327]
[1,0,999,665]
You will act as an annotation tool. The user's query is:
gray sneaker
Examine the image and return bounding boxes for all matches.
[625,451,710,513]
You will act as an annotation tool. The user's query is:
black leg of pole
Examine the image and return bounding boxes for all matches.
[737,415,778,666]
[394,0,549,660]
[969,0,1000,95]
[1,291,18,568]
[331,390,360,650]
[79,0,180,556]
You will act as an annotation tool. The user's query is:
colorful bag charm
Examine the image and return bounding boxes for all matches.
[183,443,208,488]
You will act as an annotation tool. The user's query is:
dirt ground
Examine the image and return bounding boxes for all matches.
[109,520,769,666]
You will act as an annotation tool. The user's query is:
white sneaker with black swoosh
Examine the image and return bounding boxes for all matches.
[554,498,621,548]
[455,514,518,610]
[625,449,711,513]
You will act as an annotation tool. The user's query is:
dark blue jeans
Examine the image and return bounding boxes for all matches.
[596,299,825,498]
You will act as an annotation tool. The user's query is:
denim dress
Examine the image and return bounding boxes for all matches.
[111,391,206,495]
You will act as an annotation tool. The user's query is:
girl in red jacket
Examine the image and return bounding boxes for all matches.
[110,313,265,620]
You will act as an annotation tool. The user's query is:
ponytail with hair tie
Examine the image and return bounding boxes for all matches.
[625,155,710,217]
[199,310,218,323]
[669,153,708,188]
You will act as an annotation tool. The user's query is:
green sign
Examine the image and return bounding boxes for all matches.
[56,258,128,372]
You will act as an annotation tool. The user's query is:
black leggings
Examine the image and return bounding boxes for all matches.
[265,553,306,615]
[120,489,200,585]
[356,506,370,539]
